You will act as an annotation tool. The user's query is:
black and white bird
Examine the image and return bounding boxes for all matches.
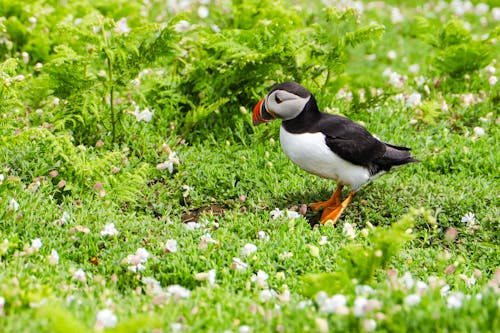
[252,82,418,224]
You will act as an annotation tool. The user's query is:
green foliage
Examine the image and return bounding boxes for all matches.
[416,17,495,78]
[302,209,426,296]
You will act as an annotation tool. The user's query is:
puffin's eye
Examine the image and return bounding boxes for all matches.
[275,94,282,104]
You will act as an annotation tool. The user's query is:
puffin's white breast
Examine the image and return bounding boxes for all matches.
[279,126,370,190]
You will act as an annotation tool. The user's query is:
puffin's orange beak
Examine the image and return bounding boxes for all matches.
[252,98,275,126]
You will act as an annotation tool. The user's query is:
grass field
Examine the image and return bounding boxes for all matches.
[1,0,499,332]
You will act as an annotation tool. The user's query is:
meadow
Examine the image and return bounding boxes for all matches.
[0,0,499,332]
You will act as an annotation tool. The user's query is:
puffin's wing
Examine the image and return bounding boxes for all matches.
[320,114,386,166]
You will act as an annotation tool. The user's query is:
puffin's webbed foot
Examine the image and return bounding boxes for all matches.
[319,190,356,225]
[309,184,343,212]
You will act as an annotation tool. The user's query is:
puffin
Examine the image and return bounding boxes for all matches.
[252,82,418,224]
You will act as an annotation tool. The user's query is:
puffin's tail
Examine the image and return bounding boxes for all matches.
[371,143,419,174]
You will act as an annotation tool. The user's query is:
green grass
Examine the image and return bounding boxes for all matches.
[1,0,500,332]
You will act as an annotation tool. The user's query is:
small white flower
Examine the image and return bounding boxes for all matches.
[409,64,420,74]
[362,319,377,332]
[142,276,163,295]
[416,281,429,294]
[400,272,415,289]
[286,210,301,219]
[61,211,71,224]
[279,251,293,260]
[0,296,4,313]
[31,238,42,251]
[166,284,191,299]
[493,8,500,21]
[136,248,150,261]
[125,248,150,272]
[95,309,118,329]
[184,221,201,230]
[489,76,497,86]
[239,325,252,333]
[198,6,209,18]
[231,257,248,271]
[353,296,368,317]
[73,269,86,282]
[115,17,131,35]
[9,198,19,211]
[461,212,476,225]
[475,3,489,16]
[251,270,269,288]
[319,236,328,245]
[22,52,29,64]
[316,293,348,314]
[343,223,356,239]
[241,243,257,256]
[100,223,119,236]
[195,269,216,285]
[132,107,154,122]
[270,208,284,219]
[174,20,190,32]
[257,230,269,241]
[404,293,421,306]
[0,174,4,184]
[48,249,59,266]
[387,50,397,60]
[164,239,178,253]
[391,7,404,24]
[259,289,277,302]
[447,292,464,309]
[199,233,216,250]
[406,92,422,108]
[355,285,374,295]
[157,152,180,173]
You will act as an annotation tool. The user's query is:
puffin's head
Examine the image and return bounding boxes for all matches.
[252,82,311,125]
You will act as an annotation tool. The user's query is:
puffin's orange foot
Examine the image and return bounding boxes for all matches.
[309,184,343,212]
[319,190,356,225]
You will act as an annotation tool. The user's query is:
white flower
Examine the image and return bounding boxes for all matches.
[231,257,248,271]
[132,107,154,122]
[100,223,119,237]
[95,309,118,329]
[48,249,59,266]
[241,243,257,256]
[406,92,422,108]
[164,239,178,253]
[493,8,500,21]
[125,248,150,272]
[199,233,216,250]
[184,221,201,230]
[270,208,284,219]
[195,269,216,285]
[391,7,404,24]
[404,293,421,306]
[416,281,429,294]
[387,50,397,60]
[489,76,498,86]
[461,212,476,225]
[447,292,464,309]
[61,211,71,224]
[31,238,42,251]
[115,17,131,35]
[257,230,269,241]
[166,285,191,299]
[319,236,328,245]
[21,52,29,64]
[353,296,368,317]
[279,251,293,260]
[156,152,180,173]
[198,6,209,18]
[9,198,19,211]
[259,289,277,302]
[475,3,489,16]
[73,269,86,282]
[174,20,190,32]
[251,270,269,288]
[362,319,377,332]
[400,272,415,289]
[409,64,420,74]
[343,223,356,239]
[0,174,4,184]
[0,296,4,313]
[355,285,374,295]
[142,276,163,295]
[239,325,252,333]
[316,293,348,314]
[286,210,301,219]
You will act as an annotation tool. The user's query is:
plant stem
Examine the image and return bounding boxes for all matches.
[106,54,116,144]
